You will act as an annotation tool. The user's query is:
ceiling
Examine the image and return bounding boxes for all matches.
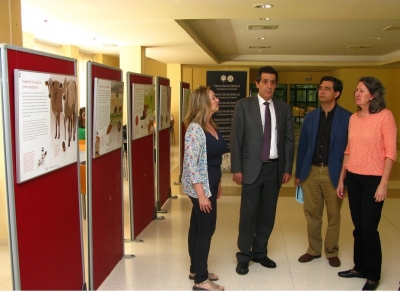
[20,0,400,72]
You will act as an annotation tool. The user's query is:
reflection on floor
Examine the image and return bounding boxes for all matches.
[0,131,399,291]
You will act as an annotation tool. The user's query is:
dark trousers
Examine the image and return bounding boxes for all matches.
[346,172,383,281]
[188,186,217,283]
[236,161,280,263]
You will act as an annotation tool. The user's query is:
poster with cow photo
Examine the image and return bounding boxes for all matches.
[131,83,155,140]
[14,70,78,183]
[93,78,124,158]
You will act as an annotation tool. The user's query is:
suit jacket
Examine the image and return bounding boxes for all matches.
[230,97,294,185]
[295,105,352,188]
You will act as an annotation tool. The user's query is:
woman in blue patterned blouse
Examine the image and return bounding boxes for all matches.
[182,86,228,291]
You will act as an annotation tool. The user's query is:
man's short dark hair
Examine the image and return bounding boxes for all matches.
[256,66,279,84]
[319,76,343,99]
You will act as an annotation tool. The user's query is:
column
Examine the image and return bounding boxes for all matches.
[119,46,145,125]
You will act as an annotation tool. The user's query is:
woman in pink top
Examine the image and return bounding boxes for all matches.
[337,77,397,291]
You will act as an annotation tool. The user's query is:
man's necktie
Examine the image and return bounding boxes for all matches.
[261,101,271,162]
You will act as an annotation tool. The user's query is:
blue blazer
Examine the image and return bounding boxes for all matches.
[295,105,351,188]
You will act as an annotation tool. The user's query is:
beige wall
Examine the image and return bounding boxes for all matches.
[144,58,167,77]
[96,54,119,68]
[167,64,182,136]
[1,0,23,244]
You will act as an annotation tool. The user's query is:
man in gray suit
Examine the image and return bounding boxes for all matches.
[230,66,294,275]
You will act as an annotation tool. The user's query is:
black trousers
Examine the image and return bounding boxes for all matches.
[188,185,217,283]
[346,172,383,281]
[236,161,280,263]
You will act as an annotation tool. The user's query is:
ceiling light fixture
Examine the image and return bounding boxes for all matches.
[383,25,400,31]
[254,50,262,53]
[249,45,270,49]
[256,37,266,40]
[253,4,273,8]
[347,45,372,49]
[371,37,382,40]
[248,24,278,30]
[259,18,270,20]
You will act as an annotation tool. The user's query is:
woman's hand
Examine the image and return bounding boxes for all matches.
[337,181,346,199]
[374,183,387,202]
[198,195,212,213]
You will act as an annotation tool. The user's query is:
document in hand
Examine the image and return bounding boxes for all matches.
[296,186,304,204]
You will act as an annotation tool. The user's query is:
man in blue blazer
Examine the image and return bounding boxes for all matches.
[231,66,294,275]
[294,76,351,268]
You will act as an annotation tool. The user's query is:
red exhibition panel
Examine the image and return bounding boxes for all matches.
[131,135,155,237]
[129,73,155,238]
[90,63,123,290]
[91,151,123,290]
[158,128,171,207]
[6,48,84,289]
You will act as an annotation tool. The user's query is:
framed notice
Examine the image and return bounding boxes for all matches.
[131,83,155,140]
[14,70,78,183]
[159,85,171,130]
[182,88,191,120]
[93,78,124,157]
[207,70,247,151]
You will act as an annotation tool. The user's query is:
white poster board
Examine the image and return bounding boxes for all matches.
[131,83,155,140]
[14,70,78,183]
[159,85,171,131]
[93,78,124,157]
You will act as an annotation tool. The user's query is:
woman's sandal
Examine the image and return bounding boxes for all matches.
[189,272,219,281]
[193,279,224,291]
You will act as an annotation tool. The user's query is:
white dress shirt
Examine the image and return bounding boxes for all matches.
[258,95,278,159]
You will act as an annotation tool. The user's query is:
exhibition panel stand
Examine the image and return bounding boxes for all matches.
[86,61,124,290]
[178,82,191,183]
[154,76,171,213]
[126,72,156,239]
[0,44,85,290]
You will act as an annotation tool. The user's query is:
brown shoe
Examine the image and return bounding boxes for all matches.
[328,257,341,267]
[298,253,321,263]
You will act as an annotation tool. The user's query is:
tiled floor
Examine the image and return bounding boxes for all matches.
[1,131,400,291]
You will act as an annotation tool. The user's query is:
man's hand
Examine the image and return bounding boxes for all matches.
[232,172,243,185]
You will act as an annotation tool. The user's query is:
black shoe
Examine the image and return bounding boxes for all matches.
[362,280,379,291]
[338,269,365,278]
[236,262,249,275]
[252,257,277,268]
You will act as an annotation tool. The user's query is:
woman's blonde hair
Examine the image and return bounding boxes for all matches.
[183,86,217,131]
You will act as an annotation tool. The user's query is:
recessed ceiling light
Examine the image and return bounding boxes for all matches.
[256,37,266,40]
[371,37,383,40]
[253,4,273,8]
[259,18,270,20]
